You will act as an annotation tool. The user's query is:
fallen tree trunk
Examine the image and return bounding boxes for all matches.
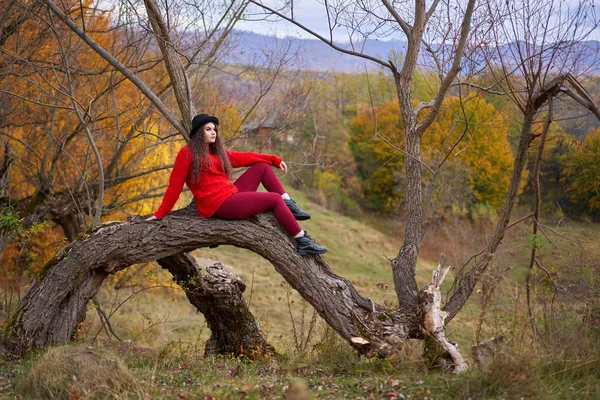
[3,205,418,358]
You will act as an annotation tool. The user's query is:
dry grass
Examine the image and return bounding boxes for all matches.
[5,198,600,399]
[19,344,141,399]
[5,308,600,399]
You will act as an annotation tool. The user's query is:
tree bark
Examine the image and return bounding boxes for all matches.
[390,18,424,310]
[20,190,90,241]
[156,253,274,357]
[421,255,468,372]
[4,205,420,358]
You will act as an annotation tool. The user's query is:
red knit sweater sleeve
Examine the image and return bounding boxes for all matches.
[153,147,191,219]
[226,150,282,168]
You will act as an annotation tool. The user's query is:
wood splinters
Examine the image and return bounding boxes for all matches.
[350,337,370,345]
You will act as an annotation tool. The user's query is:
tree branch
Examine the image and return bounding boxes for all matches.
[417,0,476,135]
[41,0,187,139]
[247,0,393,70]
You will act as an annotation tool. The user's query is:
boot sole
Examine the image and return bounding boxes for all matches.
[294,215,311,221]
[297,248,327,256]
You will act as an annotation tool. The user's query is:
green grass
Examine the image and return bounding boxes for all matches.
[2,194,600,399]
[3,334,599,399]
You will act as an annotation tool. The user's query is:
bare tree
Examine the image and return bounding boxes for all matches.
[242,0,600,364]
[241,0,480,365]
[248,0,480,309]
[444,0,600,322]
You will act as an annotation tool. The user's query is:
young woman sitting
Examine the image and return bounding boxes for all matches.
[147,113,327,256]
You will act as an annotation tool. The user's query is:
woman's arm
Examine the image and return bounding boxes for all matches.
[152,148,191,219]
[226,150,283,169]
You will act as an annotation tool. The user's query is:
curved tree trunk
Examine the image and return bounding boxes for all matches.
[4,205,420,358]
[2,189,275,357]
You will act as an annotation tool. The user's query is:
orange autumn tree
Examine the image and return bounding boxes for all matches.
[423,95,513,209]
[0,0,166,280]
[0,0,290,291]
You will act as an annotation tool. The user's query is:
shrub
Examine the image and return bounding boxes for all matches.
[20,344,141,399]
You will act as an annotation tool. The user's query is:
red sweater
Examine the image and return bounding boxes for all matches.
[154,147,283,219]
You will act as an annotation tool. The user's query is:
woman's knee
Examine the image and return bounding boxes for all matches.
[250,162,269,173]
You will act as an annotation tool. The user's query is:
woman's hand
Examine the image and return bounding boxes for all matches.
[279,161,288,173]
[146,215,158,221]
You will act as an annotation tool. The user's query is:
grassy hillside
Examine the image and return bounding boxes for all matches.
[2,194,600,399]
[84,192,600,354]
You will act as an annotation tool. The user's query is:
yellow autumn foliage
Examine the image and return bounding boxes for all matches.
[564,129,600,212]
[349,95,514,213]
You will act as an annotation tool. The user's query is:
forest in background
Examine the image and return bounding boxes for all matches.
[1,0,600,398]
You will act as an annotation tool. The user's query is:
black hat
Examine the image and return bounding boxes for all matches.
[190,114,219,137]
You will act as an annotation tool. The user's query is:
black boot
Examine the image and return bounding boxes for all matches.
[284,198,311,220]
[296,231,327,256]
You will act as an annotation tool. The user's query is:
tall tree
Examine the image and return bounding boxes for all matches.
[444,0,600,321]
[248,0,480,312]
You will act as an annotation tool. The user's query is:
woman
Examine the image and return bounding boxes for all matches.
[147,113,327,256]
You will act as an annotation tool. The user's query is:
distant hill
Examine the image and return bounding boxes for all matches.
[227,30,600,76]
[228,30,407,72]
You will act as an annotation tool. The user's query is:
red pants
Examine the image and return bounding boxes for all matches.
[214,163,302,236]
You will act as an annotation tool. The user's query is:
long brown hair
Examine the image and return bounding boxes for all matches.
[189,123,232,183]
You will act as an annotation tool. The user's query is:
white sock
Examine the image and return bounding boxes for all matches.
[293,230,305,238]
[281,193,291,200]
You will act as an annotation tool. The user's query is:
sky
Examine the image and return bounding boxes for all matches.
[235,0,600,43]
[236,0,368,41]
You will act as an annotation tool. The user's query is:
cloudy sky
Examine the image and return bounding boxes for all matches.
[237,0,342,39]
[235,0,600,42]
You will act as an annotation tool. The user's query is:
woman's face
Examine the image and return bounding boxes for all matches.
[202,122,217,144]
